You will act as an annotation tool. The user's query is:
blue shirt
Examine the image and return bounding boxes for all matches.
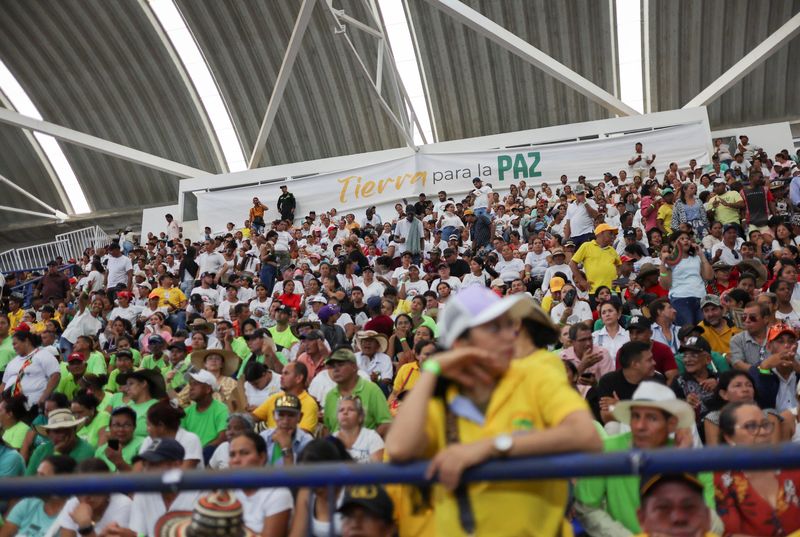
[790,176,800,206]
[260,428,313,466]
[0,445,25,477]
[669,255,706,299]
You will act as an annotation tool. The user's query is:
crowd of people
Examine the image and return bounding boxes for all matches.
[1,137,800,536]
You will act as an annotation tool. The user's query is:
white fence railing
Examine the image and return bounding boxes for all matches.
[1,226,111,272]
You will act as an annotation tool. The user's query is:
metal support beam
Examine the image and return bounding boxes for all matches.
[683,12,800,108]
[0,108,207,178]
[333,9,384,39]
[248,0,317,169]
[0,173,67,218]
[425,0,640,116]
[0,205,60,220]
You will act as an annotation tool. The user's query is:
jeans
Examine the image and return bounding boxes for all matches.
[441,226,457,242]
[570,232,595,249]
[474,207,488,217]
[671,296,702,326]
[167,310,187,332]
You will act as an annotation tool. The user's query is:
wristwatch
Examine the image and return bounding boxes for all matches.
[281,447,293,457]
[493,434,513,457]
[77,523,95,536]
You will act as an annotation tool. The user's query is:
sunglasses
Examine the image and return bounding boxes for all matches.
[743,314,762,321]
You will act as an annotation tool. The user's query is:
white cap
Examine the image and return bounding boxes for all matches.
[186,369,218,391]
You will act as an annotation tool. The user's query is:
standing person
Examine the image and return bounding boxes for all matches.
[470,177,492,217]
[165,213,181,244]
[564,185,599,248]
[277,185,296,222]
[671,182,710,239]
[394,205,424,263]
[104,241,133,294]
[35,261,71,305]
[386,286,601,536]
[628,141,656,177]
[659,230,713,326]
[570,224,621,295]
[740,171,776,233]
[250,196,268,234]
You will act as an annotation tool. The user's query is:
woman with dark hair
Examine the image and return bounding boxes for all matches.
[141,398,203,470]
[647,228,664,257]
[81,260,106,294]
[461,257,491,288]
[671,182,709,239]
[178,246,199,296]
[659,230,713,326]
[770,278,800,324]
[592,301,630,359]
[771,222,794,251]
[0,392,35,460]
[387,314,414,363]
[71,390,110,448]
[52,457,133,535]
[0,454,76,537]
[228,431,293,536]
[95,406,141,472]
[289,438,353,537]
[1,328,60,420]
[715,401,800,536]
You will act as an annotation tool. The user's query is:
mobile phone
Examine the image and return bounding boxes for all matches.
[108,439,120,450]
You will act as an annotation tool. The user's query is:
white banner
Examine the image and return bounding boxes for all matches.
[196,123,709,231]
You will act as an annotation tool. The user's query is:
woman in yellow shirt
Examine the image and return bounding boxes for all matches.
[388,340,437,412]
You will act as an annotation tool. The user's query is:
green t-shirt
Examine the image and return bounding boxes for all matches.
[236,351,287,378]
[0,336,15,373]
[126,399,158,438]
[675,351,731,375]
[109,349,143,369]
[2,420,30,450]
[105,368,133,393]
[231,337,250,360]
[268,325,299,351]
[95,436,144,472]
[6,497,57,537]
[166,358,191,391]
[77,411,110,448]
[574,432,716,533]
[139,354,169,375]
[87,351,107,375]
[56,364,82,400]
[323,377,392,432]
[181,400,228,446]
[26,438,95,476]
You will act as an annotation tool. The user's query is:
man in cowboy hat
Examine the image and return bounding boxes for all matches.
[26,409,94,475]
[252,362,318,434]
[575,381,722,536]
[354,330,392,392]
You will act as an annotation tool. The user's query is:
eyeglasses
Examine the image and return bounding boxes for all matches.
[736,420,774,435]
[743,314,761,321]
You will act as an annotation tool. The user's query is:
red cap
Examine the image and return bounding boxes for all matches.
[15,323,31,333]
[767,323,797,343]
[117,291,133,299]
[67,352,86,363]
[620,255,634,263]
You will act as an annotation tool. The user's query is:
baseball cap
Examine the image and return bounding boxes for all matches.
[274,394,301,413]
[338,485,394,523]
[148,334,166,345]
[700,295,721,308]
[713,177,727,184]
[275,304,292,315]
[448,234,460,241]
[309,295,328,305]
[574,184,586,194]
[147,291,159,299]
[620,255,634,263]
[463,209,474,216]
[490,278,506,288]
[300,329,325,341]
[661,187,674,195]
[168,341,187,352]
[550,247,565,257]
[623,228,636,239]
[594,223,618,235]
[186,369,218,391]
[437,285,536,348]
[768,323,797,343]
[67,352,86,363]
[318,304,340,323]
[325,348,357,364]
[549,277,565,292]
[134,438,185,463]
[679,336,711,354]
[627,315,652,331]
[712,261,732,271]
[640,473,704,499]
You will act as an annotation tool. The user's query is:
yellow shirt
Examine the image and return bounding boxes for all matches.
[151,286,187,309]
[393,362,420,394]
[252,390,319,433]
[420,350,587,537]
[657,203,673,233]
[698,321,740,355]
[8,309,23,331]
[705,191,743,225]
[571,240,621,293]
[386,483,436,537]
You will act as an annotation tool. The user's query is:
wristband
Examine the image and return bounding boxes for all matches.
[399,337,407,342]
[422,360,442,376]
[659,272,669,277]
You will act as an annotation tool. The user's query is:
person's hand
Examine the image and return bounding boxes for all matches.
[699,378,718,392]
[165,370,177,382]
[580,349,603,370]
[98,522,137,537]
[370,371,380,383]
[105,444,124,465]
[425,439,494,491]
[674,427,694,448]
[759,351,795,370]
[69,501,94,527]
[599,391,620,412]
[272,428,292,450]
[686,393,701,408]
[560,306,573,321]
[577,372,596,386]
[429,347,499,388]
[713,249,723,260]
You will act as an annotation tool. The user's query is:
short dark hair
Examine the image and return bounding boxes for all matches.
[568,321,593,341]
[618,340,651,369]
[718,401,753,445]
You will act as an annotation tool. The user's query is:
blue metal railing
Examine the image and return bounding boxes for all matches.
[1,444,799,499]
[5,264,77,308]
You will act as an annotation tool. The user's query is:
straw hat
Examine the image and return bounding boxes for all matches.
[34,409,86,436]
[154,490,255,536]
[355,330,388,354]
[612,381,695,428]
[188,318,214,335]
[191,349,241,377]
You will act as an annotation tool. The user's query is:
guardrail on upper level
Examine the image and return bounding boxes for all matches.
[0,226,110,272]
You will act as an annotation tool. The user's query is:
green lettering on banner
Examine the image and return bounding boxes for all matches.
[497,152,542,180]
[497,155,512,181]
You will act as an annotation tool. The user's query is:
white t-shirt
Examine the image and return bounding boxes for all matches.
[495,258,525,281]
[472,185,492,209]
[710,239,745,266]
[565,199,598,237]
[209,440,231,469]
[54,493,132,534]
[250,297,273,319]
[2,349,61,410]
[139,428,204,468]
[355,352,393,381]
[524,251,551,276]
[245,373,282,408]
[401,279,429,298]
[108,305,138,326]
[550,300,593,325]
[62,310,103,344]
[197,251,226,276]
[235,487,294,534]
[190,286,223,307]
[360,281,385,300]
[431,276,462,294]
[128,490,200,536]
[105,255,132,289]
[336,427,385,463]
[461,271,490,288]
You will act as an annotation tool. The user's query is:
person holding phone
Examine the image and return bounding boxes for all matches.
[95,406,142,472]
[550,283,592,326]
[561,322,615,397]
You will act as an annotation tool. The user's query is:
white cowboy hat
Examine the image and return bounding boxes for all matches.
[612,381,695,429]
[34,409,86,436]
[355,330,388,354]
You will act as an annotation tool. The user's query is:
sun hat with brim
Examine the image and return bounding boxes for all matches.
[636,263,660,282]
[437,285,536,348]
[191,349,240,377]
[612,381,695,429]
[188,319,214,335]
[154,491,256,537]
[34,409,86,436]
[128,368,167,399]
[355,330,388,354]
[738,259,768,287]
